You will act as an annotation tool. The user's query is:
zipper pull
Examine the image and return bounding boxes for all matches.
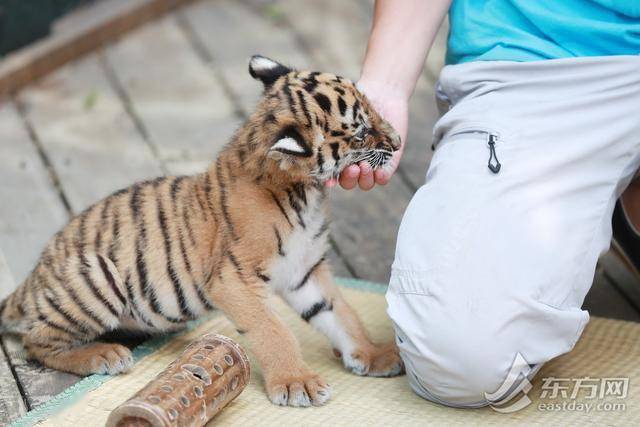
[487,134,501,174]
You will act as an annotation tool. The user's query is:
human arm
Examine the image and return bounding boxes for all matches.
[329,0,451,190]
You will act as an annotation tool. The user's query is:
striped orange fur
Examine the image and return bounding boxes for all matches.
[0,56,403,407]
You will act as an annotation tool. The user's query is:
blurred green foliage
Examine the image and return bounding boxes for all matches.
[262,3,285,24]
[0,0,94,56]
[83,88,99,110]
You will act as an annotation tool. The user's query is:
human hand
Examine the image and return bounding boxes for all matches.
[326,80,408,190]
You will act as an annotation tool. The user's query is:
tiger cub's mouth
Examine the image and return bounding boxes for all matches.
[333,148,393,178]
[312,149,394,181]
[350,148,395,171]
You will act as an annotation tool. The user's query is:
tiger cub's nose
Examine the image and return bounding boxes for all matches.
[388,132,401,151]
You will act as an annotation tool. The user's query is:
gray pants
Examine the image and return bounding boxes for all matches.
[387,56,640,407]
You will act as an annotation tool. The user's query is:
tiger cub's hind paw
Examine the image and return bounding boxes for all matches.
[38,342,134,376]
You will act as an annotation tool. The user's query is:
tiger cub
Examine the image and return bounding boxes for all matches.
[0,56,403,407]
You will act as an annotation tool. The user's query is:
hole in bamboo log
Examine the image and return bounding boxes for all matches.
[182,364,212,385]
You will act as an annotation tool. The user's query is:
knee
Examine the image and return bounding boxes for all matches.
[385,278,557,407]
[395,321,524,407]
[387,281,587,407]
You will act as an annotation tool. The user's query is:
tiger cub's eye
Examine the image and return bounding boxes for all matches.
[354,127,369,141]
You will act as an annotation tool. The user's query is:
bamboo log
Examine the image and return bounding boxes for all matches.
[106,334,250,427]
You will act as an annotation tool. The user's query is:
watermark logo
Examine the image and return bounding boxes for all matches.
[537,377,628,413]
[485,353,629,413]
[484,352,534,413]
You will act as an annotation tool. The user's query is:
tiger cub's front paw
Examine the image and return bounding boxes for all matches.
[339,342,404,377]
[266,371,331,407]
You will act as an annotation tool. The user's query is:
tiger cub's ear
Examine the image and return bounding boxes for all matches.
[269,126,313,158]
[249,55,292,87]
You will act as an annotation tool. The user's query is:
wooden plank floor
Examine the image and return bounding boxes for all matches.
[0,0,638,423]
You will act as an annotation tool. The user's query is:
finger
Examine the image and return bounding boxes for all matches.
[339,165,360,190]
[374,169,390,186]
[375,150,402,185]
[325,178,337,188]
[358,162,375,191]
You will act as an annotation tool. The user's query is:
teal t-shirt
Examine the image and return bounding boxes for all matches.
[446,0,640,64]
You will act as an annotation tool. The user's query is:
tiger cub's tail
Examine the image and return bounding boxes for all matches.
[0,282,28,334]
